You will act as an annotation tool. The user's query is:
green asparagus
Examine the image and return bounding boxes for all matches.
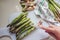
[52,0,60,8]
[14,21,31,33]
[48,2,58,18]
[17,26,35,40]
[7,12,28,27]
[10,17,27,31]
[10,18,30,33]
[15,18,30,28]
[17,25,31,36]
[48,0,60,18]
[47,0,60,19]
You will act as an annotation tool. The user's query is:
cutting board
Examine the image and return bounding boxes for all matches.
[8,11,50,40]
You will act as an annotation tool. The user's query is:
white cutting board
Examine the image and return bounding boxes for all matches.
[8,11,50,40]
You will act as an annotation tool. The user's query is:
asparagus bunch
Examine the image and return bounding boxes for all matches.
[47,0,60,22]
[7,12,28,27]
[10,18,30,32]
[17,26,35,40]
[7,12,35,40]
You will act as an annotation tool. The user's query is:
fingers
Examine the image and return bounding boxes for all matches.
[39,24,54,32]
[38,21,56,28]
[38,21,60,40]
[38,22,55,33]
[49,24,55,28]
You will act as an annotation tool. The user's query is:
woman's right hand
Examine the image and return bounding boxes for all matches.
[38,22,60,40]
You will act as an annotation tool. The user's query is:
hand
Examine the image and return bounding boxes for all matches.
[38,22,60,40]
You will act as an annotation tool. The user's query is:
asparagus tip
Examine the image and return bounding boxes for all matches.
[7,24,10,27]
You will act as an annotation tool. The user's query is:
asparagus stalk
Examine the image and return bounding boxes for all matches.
[16,25,31,36]
[17,26,35,40]
[10,17,26,29]
[49,0,60,17]
[7,14,23,27]
[48,2,59,18]
[7,12,28,27]
[14,21,31,33]
[52,0,60,8]
[48,0,60,18]
[15,18,30,28]
[10,18,30,33]
[50,0,60,18]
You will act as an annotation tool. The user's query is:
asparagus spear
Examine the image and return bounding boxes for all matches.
[52,0,60,8]
[15,18,30,28]
[14,20,31,33]
[16,25,31,36]
[10,17,27,30]
[48,2,58,18]
[48,0,60,18]
[7,12,28,27]
[17,26,35,40]
[50,0,60,18]
[10,18,30,33]
[7,14,23,27]
[47,0,60,22]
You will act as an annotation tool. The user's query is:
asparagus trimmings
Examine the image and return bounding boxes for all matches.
[20,0,36,11]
